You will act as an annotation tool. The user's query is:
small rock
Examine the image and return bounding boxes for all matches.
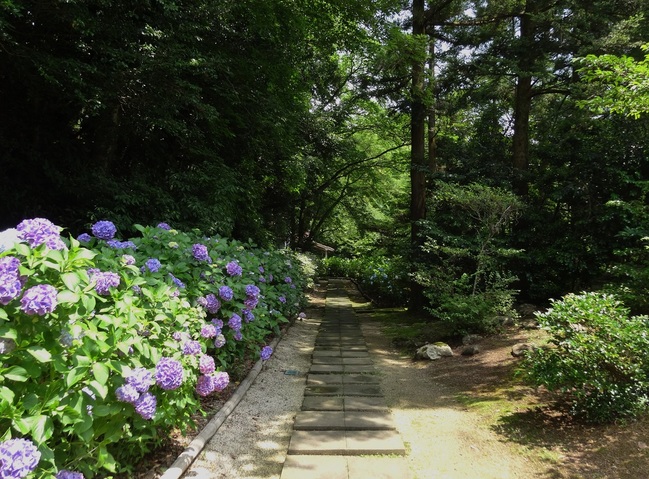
[415,342,454,360]
[520,319,540,330]
[461,345,481,356]
[511,343,536,357]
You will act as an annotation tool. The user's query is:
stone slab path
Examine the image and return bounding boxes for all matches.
[280,279,411,479]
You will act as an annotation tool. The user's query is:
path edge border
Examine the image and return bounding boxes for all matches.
[159,333,283,479]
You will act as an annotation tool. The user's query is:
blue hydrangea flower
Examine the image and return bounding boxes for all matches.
[234,331,243,341]
[0,438,41,479]
[125,368,152,393]
[168,273,185,289]
[196,375,213,397]
[134,392,157,420]
[298,312,307,319]
[244,297,258,310]
[214,334,226,348]
[20,284,58,316]
[107,240,137,250]
[200,324,217,339]
[202,294,220,314]
[192,244,211,262]
[260,346,273,361]
[259,276,266,283]
[285,277,292,284]
[157,222,171,230]
[91,271,120,295]
[258,266,265,273]
[182,340,202,356]
[91,220,117,240]
[77,233,92,243]
[228,314,242,331]
[199,355,215,375]
[0,228,20,253]
[278,295,286,304]
[225,261,242,276]
[56,470,84,479]
[245,284,260,298]
[0,256,22,306]
[145,258,162,273]
[212,371,229,392]
[115,384,140,403]
[212,319,224,329]
[219,286,233,302]
[155,357,184,390]
[17,218,65,250]
[242,309,255,323]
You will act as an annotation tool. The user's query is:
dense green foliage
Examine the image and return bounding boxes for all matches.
[519,293,649,423]
[0,220,310,477]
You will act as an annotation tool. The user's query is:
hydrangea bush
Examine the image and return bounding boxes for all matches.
[0,219,309,478]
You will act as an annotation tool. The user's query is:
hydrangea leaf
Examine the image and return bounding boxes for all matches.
[26,346,52,363]
[92,363,110,385]
[66,366,89,389]
[31,414,54,444]
[61,272,82,292]
[3,365,28,382]
[0,386,14,405]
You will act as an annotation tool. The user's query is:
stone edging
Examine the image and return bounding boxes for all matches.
[159,333,283,479]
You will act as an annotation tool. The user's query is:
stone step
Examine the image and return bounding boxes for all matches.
[294,411,396,431]
[280,456,412,479]
[287,429,406,456]
[302,396,389,412]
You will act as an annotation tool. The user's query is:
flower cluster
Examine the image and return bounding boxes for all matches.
[121,255,136,266]
[168,273,185,289]
[200,293,220,314]
[192,244,211,262]
[195,371,230,396]
[155,357,184,390]
[0,228,20,253]
[228,313,242,331]
[200,324,217,338]
[17,218,65,250]
[20,284,58,316]
[199,355,215,375]
[145,258,162,273]
[157,222,171,230]
[56,470,85,479]
[0,256,23,305]
[91,220,117,240]
[107,240,137,250]
[260,346,273,361]
[115,368,157,419]
[0,438,41,479]
[88,270,120,295]
[182,340,201,356]
[77,233,92,243]
[219,286,233,301]
[225,261,242,276]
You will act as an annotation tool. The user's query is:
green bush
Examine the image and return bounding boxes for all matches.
[0,219,310,478]
[519,292,649,423]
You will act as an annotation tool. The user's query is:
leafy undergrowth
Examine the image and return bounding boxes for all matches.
[368,305,649,478]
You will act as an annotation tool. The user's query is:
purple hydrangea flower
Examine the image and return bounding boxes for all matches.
[182,340,202,356]
[200,324,217,339]
[157,222,171,230]
[77,233,92,243]
[258,266,265,273]
[91,220,117,240]
[278,295,286,304]
[245,284,260,298]
[196,375,213,397]
[225,261,242,276]
[203,294,221,314]
[107,240,137,250]
[122,254,136,266]
[125,368,152,393]
[56,470,85,479]
[244,297,258,310]
[134,392,157,420]
[212,371,230,392]
[234,331,243,341]
[199,355,215,375]
[285,277,292,284]
[214,334,226,348]
[20,284,58,316]
[132,285,142,294]
[212,319,224,329]
[0,257,22,305]
[17,217,65,250]
[115,384,140,404]
[145,258,162,273]
[228,314,242,331]
[168,273,185,289]
[0,438,41,479]
[155,357,184,390]
[259,276,266,283]
[242,310,255,323]
[92,271,120,295]
[192,244,211,262]
[260,346,273,361]
[218,286,233,302]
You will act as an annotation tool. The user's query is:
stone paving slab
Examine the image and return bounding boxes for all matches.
[302,396,344,411]
[288,430,406,455]
[280,456,412,479]
[294,411,396,430]
[343,396,389,411]
[307,374,380,386]
[312,350,370,358]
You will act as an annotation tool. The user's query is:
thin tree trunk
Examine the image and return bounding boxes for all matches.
[427,36,437,175]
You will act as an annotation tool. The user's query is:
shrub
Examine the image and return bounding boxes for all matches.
[519,292,649,423]
[0,218,309,478]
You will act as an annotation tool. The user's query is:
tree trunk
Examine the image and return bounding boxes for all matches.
[427,36,437,175]
[410,0,427,312]
[512,10,534,197]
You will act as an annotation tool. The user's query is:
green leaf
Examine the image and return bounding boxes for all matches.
[21,393,39,412]
[92,363,110,385]
[4,366,28,382]
[26,346,52,363]
[0,326,17,340]
[58,290,80,305]
[66,366,88,388]
[0,386,15,405]
[61,272,82,292]
[93,404,122,417]
[31,415,54,444]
